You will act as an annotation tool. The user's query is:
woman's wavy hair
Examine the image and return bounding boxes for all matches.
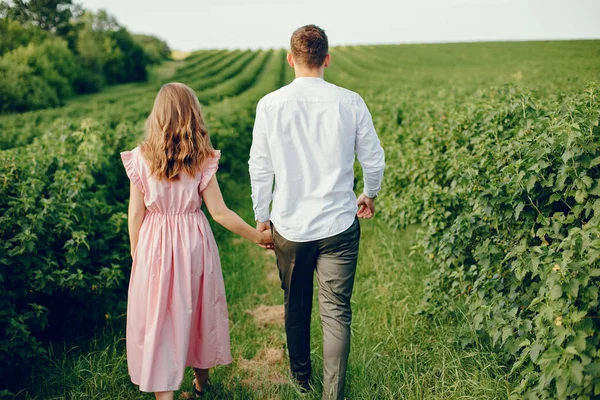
[140,82,214,181]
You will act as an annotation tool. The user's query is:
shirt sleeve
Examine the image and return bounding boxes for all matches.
[356,96,385,198]
[249,100,274,222]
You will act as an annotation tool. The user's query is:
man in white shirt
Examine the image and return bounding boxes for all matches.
[249,25,385,400]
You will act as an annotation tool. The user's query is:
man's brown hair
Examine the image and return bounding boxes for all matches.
[290,25,329,68]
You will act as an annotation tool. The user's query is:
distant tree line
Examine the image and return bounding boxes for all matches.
[0,0,171,113]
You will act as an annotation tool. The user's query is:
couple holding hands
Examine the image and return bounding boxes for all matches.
[121,25,385,400]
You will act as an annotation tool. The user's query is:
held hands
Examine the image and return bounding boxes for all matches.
[252,195,374,247]
[256,221,274,249]
[257,229,273,247]
[357,193,376,219]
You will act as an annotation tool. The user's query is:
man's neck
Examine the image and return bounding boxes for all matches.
[294,67,325,79]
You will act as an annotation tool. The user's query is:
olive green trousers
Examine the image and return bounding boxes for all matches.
[272,218,360,400]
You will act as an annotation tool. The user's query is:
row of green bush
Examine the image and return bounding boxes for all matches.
[378,84,600,399]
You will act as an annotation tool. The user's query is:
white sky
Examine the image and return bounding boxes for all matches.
[80,0,600,51]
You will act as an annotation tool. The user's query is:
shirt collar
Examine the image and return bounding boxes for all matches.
[292,77,325,84]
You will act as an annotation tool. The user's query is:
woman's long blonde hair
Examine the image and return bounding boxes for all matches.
[140,82,214,180]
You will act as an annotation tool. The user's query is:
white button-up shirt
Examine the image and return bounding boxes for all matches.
[249,77,385,242]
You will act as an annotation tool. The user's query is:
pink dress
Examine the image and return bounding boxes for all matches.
[120,147,232,393]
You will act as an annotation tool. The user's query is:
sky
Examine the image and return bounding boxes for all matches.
[80,0,600,51]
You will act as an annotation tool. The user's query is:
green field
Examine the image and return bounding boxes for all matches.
[2,40,599,399]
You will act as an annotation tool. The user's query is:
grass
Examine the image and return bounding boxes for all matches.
[15,182,513,399]
[148,60,187,83]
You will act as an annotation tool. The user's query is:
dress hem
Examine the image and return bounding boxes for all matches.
[131,358,233,392]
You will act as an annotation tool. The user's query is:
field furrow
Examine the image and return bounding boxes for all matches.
[174,49,246,82]
[185,50,260,93]
[172,49,228,76]
[196,50,272,104]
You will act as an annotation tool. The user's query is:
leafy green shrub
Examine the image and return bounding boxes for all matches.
[7,38,78,96]
[0,59,58,112]
[0,119,133,383]
[75,12,148,87]
[72,15,107,93]
[103,28,148,84]
[0,38,77,111]
[0,17,49,56]
[0,8,160,112]
[382,84,600,399]
[133,34,171,64]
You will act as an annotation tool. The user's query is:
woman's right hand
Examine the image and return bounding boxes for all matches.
[256,228,274,248]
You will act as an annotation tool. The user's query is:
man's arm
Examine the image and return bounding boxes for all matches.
[356,96,385,218]
[249,100,274,225]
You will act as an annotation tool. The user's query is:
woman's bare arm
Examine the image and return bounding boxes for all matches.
[127,182,146,257]
[202,175,272,245]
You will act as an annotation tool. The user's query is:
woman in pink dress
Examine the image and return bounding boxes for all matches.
[121,82,272,400]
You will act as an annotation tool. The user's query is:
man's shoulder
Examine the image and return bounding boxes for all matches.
[258,84,294,108]
[326,82,363,105]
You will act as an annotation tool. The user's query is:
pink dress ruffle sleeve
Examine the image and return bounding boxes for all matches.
[120,148,231,392]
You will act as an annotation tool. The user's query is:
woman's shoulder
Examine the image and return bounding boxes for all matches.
[198,150,221,190]
[131,146,143,157]
[210,149,221,161]
[120,146,146,192]
[204,150,221,170]
[121,146,142,159]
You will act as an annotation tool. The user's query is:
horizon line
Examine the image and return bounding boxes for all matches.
[170,37,600,53]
